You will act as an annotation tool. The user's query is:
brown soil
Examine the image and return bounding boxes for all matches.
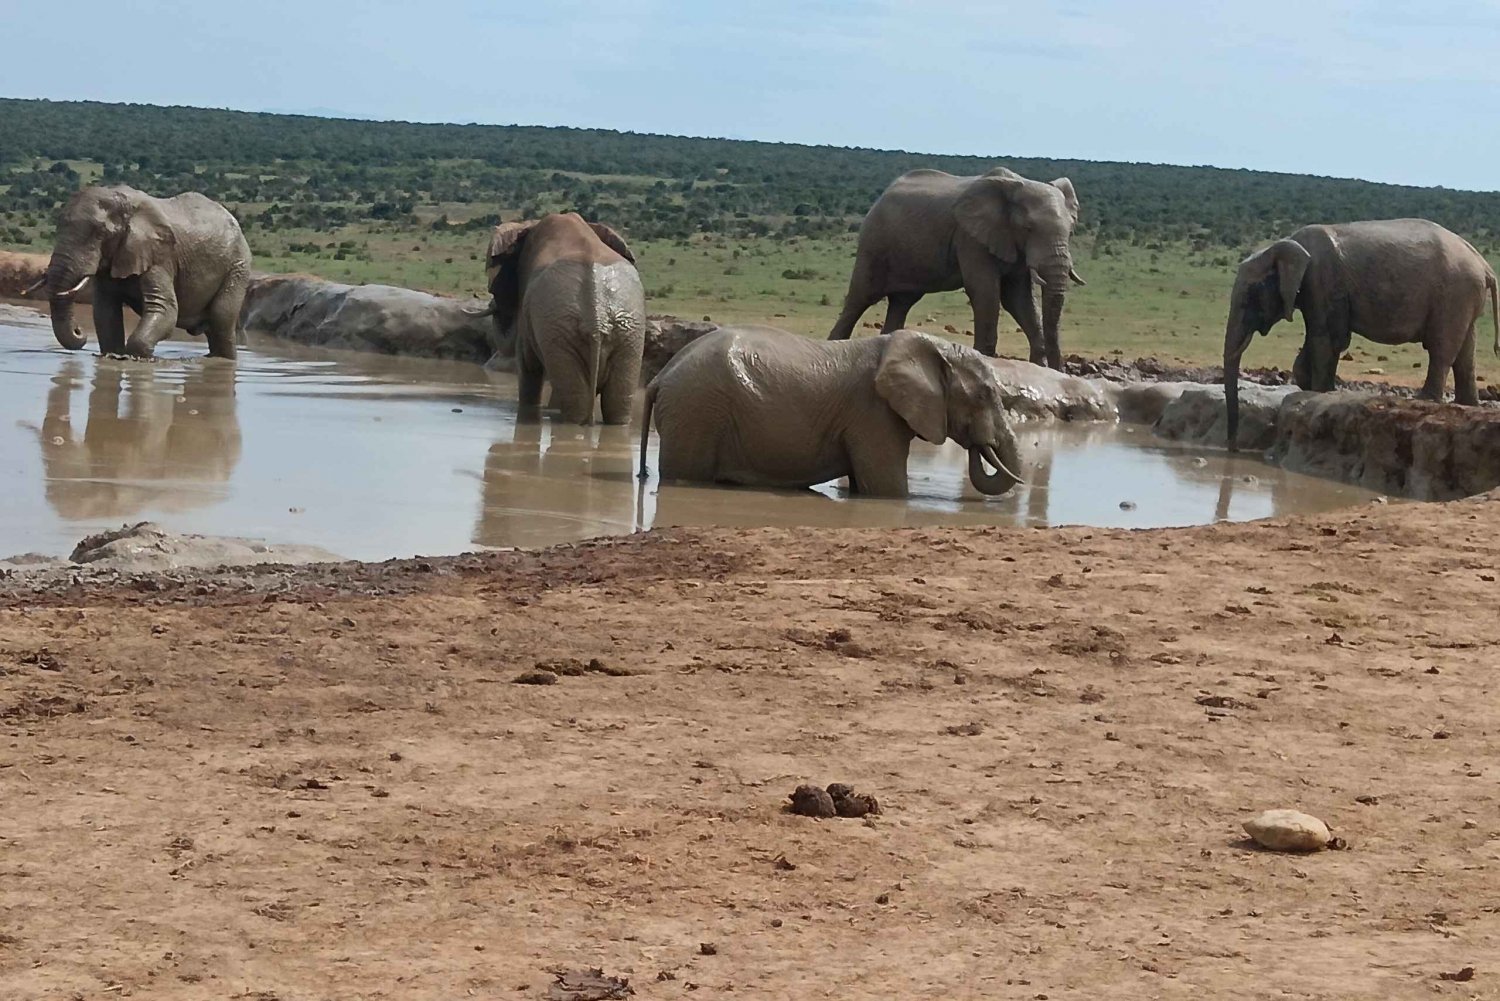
[2,497,1499,999]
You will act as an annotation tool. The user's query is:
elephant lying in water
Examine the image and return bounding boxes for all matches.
[640,326,1025,497]
[240,275,498,362]
[1223,219,1500,448]
[34,185,251,359]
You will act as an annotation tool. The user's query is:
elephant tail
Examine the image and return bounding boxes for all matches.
[638,380,657,480]
[1488,271,1499,357]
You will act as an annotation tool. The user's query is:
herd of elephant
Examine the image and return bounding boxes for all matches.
[26,173,1500,499]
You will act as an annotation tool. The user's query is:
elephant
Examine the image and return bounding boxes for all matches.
[639,325,1026,498]
[1224,219,1500,449]
[827,167,1086,366]
[473,212,645,424]
[32,185,251,360]
[240,275,497,362]
[36,359,241,520]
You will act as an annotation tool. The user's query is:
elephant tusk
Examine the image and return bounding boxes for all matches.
[21,276,47,297]
[1067,267,1087,287]
[464,301,498,318]
[981,444,1026,486]
[52,276,90,297]
[1030,270,1048,289]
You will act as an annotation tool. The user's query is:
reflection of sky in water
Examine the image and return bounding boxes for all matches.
[0,321,1380,561]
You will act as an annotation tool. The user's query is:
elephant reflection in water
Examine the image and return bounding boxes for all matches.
[38,359,241,519]
[473,418,639,549]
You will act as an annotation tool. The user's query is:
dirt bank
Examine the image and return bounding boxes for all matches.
[2,494,1497,999]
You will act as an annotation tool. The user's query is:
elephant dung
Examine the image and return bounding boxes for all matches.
[787,784,836,818]
[827,783,881,818]
[1243,809,1334,852]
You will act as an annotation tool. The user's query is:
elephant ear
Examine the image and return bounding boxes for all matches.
[483,221,537,340]
[953,173,1025,264]
[1051,177,1080,227]
[588,222,636,265]
[486,221,535,284]
[110,206,174,279]
[875,330,950,444]
[1240,239,1312,323]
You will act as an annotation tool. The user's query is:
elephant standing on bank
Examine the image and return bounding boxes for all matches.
[1224,219,1500,448]
[32,185,251,359]
[475,213,645,424]
[640,326,1025,498]
[828,168,1086,367]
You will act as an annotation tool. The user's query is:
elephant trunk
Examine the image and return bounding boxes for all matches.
[1035,253,1072,369]
[44,256,90,351]
[967,434,1024,496]
[49,296,87,351]
[1223,314,1254,452]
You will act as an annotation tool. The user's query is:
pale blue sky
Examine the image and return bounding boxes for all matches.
[3,0,1497,190]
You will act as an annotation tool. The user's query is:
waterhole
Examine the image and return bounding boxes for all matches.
[0,320,1381,560]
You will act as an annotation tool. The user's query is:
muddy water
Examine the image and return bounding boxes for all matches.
[0,317,1382,561]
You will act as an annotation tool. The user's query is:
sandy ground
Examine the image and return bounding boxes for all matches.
[2,495,1499,1000]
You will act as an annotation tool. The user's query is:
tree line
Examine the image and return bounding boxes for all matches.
[2,97,1498,248]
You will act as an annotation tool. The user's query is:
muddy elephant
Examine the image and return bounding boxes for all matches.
[640,325,1025,498]
[37,359,241,519]
[1224,219,1500,448]
[32,185,252,360]
[828,167,1085,366]
[473,213,645,424]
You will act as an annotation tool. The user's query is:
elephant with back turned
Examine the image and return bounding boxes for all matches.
[35,185,251,360]
[1223,219,1500,448]
[828,167,1086,367]
[641,325,1025,498]
[475,212,645,425]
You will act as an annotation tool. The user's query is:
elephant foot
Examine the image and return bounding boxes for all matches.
[123,338,158,361]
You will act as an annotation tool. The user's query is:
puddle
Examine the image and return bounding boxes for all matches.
[0,319,1383,561]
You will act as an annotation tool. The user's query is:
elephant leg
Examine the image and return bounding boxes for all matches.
[123,270,179,359]
[92,294,127,357]
[999,271,1045,365]
[828,269,883,341]
[202,289,242,360]
[844,431,912,497]
[539,334,595,424]
[600,341,642,427]
[879,292,923,335]
[516,319,545,409]
[1453,326,1479,405]
[956,243,1001,356]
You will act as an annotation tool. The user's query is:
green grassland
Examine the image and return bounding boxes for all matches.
[3,98,1499,384]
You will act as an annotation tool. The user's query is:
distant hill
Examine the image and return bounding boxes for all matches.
[1,97,1498,249]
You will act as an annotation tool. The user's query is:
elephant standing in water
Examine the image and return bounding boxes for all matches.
[641,326,1025,498]
[33,185,251,359]
[828,168,1085,366]
[1224,219,1499,448]
[474,213,645,424]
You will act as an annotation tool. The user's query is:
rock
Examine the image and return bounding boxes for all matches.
[983,358,1115,421]
[1243,809,1333,852]
[1269,393,1500,501]
[787,784,836,818]
[0,251,91,303]
[240,274,498,365]
[641,314,717,384]
[1152,384,1301,451]
[546,967,633,1000]
[56,522,341,572]
[1109,381,1193,425]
